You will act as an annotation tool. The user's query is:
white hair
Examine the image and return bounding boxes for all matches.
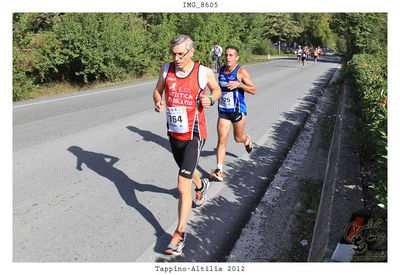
[170,34,194,51]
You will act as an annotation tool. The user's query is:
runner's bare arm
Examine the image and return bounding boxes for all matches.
[200,67,222,108]
[153,65,166,112]
[240,68,256,95]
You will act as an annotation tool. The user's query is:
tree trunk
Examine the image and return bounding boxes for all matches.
[278,40,281,55]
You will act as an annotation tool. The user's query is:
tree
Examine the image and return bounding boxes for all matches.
[261,13,302,54]
[330,13,387,59]
[304,13,335,47]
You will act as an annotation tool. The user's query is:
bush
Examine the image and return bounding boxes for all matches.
[53,13,152,83]
[252,39,274,55]
[13,49,38,100]
[349,53,387,209]
[12,13,153,100]
[12,12,330,100]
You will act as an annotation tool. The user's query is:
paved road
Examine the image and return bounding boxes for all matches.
[13,56,340,262]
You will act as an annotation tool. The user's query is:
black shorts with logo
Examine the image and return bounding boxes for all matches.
[219,110,247,123]
[169,136,206,179]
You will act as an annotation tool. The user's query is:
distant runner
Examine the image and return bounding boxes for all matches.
[313,47,319,64]
[296,45,302,62]
[301,48,307,68]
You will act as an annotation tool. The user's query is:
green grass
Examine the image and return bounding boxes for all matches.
[24,73,157,101]
[285,179,323,261]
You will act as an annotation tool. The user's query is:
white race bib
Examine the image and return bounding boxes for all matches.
[219,92,235,109]
[166,106,189,133]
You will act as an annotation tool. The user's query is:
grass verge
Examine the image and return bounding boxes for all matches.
[28,73,156,101]
[285,179,323,261]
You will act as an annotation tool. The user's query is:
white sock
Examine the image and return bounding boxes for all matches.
[217,164,223,172]
[245,135,250,145]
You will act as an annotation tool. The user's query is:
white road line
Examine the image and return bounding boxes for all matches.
[13,80,157,109]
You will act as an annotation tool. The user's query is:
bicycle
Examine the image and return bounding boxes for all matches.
[210,59,218,72]
[210,54,221,72]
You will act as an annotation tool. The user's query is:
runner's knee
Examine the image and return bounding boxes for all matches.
[217,136,228,147]
[177,176,191,194]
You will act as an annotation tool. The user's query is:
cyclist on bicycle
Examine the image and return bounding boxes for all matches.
[209,42,223,69]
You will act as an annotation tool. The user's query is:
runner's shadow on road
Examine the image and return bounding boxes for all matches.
[127,126,171,153]
[67,145,178,254]
[200,148,238,159]
[126,125,213,177]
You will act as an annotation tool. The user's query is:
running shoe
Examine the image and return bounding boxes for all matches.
[210,169,224,182]
[165,231,185,256]
[194,178,209,208]
[245,134,253,153]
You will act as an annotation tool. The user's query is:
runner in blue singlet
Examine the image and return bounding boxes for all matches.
[210,46,256,182]
[218,64,247,116]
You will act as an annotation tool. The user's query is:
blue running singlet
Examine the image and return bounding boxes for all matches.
[218,65,246,113]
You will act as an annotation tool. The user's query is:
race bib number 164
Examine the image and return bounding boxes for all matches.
[167,106,189,133]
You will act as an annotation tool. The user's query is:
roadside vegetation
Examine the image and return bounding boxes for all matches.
[331,13,387,261]
[13,13,337,101]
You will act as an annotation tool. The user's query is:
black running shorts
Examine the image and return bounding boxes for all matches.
[169,136,206,179]
[219,110,247,123]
